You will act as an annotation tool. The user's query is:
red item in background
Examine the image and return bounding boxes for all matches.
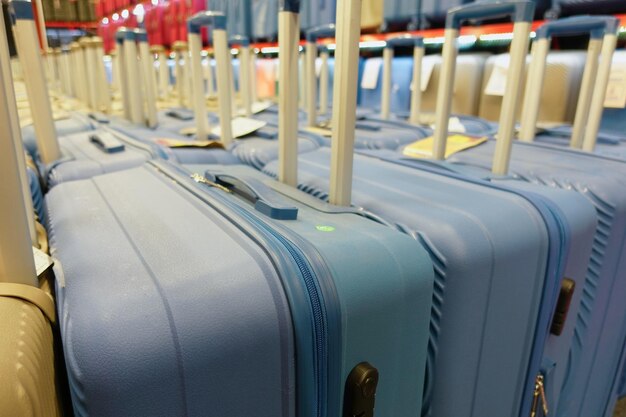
[144,2,167,46]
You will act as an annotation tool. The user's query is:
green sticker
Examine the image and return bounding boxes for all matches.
[316,225,335,232]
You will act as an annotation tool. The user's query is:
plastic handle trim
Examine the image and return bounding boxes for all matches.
[385,34,424,49]
[187,11,226,34]
[208,172,299,220]
[229,34,250,47]
[306,23,336,42]
[133,28,148,42]
[11,0,34,20]
[535,15,619,40]
[446,1,534,29]
[280,0,300,13]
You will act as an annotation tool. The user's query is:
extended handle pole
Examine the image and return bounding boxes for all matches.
[152,45,169,99]
[93,38,111,113]
[123,30,144,125]
[409,44,424,125]
[329,0,362,206]
[278,0,301,187]
[319,46,330,115]
[115,30,131,120]
[214,28,234,145]
[306,39,318,126]
[250,50,258,104]
[0,5,38,285]
[188,16,212,140]
[84,38,99,110]
[136,30,158,127]
[12,0,61,164]
[570,38,602,148]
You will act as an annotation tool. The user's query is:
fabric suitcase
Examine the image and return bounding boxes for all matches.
[383,0,421,31]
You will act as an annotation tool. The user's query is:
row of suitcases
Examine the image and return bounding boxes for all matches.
[41,0,96,22]
[4,1,626,417]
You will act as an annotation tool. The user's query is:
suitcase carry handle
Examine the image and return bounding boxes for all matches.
[187,11,231,143]
[0,2,38,285]
[207,172,299,220]
[380,35,424,124]
[305,24,336,127]
[433,0,534,176]
[229,35,253,116]
[11,0,61,165]
[135,29,159,128]
[518,16,619,149]
[277,0,302,187]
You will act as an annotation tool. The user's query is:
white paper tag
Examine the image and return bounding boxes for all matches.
[421,59,436,92]
[428,116,467,133]
[315,57,323,77]
[33,246,54,278]
[360,59,382,90]
[211,117,267,138]
[604,61,626,109]
[484,64,508,96]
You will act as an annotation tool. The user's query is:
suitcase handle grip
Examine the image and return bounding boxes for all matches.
[306,24,335,42]
[115,27,128,44]
[385,34,423,49]
[133,28,147,43]
[535,15,619,40]
[446,0,534,30]
[209,172,299,220]
[187,11,226,34]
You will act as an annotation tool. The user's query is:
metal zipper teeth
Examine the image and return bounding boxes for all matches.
[232,204,328,417]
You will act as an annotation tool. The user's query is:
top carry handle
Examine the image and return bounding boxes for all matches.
[188,11,232,144]
[381,34,424,125]
[305,23,335,127]
[432,0,534,176]
[0,4,38,286]
[518,16,619,148]
[11,0,61,165]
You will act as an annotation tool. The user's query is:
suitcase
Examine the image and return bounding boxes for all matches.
[252,0,278,41]
[262,3,602,417]
[383,0,421,31]
[554,0,625,17]
[41,0,56,21]
[389,13,626,417]
[300,0,336,31]
[360,0,383,30]
[46,13,434,417]
[76,0,92,21]
[144,3,167,46]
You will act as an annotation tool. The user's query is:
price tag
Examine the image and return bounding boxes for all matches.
[604,61,626,109]
[211,117,267,138]
[484,64,508,96]
[420,58,436,91]
[403,134,487,159]
[360,59,382,90]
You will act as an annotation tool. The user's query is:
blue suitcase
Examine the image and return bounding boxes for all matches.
[252,0,278,40]
[388,13,626,417]
[383,0,421,30]
[259,3,595,417]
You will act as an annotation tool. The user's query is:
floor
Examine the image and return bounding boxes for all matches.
[615,398,626,417]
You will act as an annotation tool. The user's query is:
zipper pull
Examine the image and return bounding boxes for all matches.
[530,374,549,417]
[190,173,232,194]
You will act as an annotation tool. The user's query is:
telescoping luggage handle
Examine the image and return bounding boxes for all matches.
[188,11,233,144]
[115,28,132,121]
[0,3,38,286]
[11,0,61,165]
[121,29,145,125]
[229,35,253,117]
[519,16,619,149]
[134,29,158,128]
[305,23,335,127]
[432,1,534,175]
[381,34,424,125]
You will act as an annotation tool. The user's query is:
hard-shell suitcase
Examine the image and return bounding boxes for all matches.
[260,3,596,417]
[45,10,434,417]
[300,0,336,31]
[554,0,625,17]
[252,0,278,41]
[383,0,421,30]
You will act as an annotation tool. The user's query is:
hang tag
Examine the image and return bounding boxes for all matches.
[403,134,487,159]
[237,101,273,116]
[604,61,626,109]
[211,117,267,138]
[360,59,382,90]
[33,246,54,279]
[315,57,323,77]
[418,59,436,92]
[155,137,225,148]
[484,64,508,96]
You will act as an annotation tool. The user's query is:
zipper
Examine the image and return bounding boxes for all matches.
[191,172,328,417]
[530,373,549,417]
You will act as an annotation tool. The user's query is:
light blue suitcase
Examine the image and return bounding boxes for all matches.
[239,3,596,417]
[388,13,626,417]
[383,0,421,30]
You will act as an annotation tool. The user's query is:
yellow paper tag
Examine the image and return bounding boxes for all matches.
[304,126,333,137]
[604,61,626,109]
[403,134,487,159]
[155,138,225,149]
